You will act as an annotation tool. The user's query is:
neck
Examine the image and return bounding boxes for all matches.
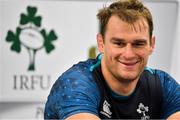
[101,65,139,96]
[111,79,139,96]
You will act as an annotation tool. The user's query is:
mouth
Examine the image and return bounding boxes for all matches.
[122,62,138,66]
[118,60,139,68]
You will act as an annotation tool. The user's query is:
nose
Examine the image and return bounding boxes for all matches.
[123,44,136,59]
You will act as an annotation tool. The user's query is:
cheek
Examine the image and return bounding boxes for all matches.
[104,44,112,55]
[138,47,152,57]
[138,52,151,65]
[105,47,119,61]
[105,44,120,54]
[103,46,116,62]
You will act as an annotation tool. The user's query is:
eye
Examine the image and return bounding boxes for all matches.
[132,41,147,48]
[113,41,126,47]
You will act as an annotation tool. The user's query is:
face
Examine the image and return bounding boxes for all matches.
[97,15,155,83]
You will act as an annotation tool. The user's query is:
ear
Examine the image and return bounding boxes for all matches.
[149,35,155,54]
[97,33,104,54]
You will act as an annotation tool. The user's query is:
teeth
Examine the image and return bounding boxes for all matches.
[123,63,134,65]
[124,63,136,65]
[118,60,138,65]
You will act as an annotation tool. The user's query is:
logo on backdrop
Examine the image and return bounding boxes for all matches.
[4,6,58,91]
[5,6,58,71]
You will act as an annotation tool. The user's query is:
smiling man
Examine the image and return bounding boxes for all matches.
[44,0,180,119]
[97,14,155,96]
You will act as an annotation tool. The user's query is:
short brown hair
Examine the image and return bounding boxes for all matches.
[97,0,153,38]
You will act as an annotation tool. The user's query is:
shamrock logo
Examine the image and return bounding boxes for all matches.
[20,6,42,27]
[6,6,58,71]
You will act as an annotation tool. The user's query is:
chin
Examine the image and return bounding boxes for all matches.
[118,73,139,83]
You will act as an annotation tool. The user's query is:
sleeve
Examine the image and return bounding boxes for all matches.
[158,71,180,118]
[44,69,100,119]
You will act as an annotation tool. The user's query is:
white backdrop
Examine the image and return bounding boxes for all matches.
[0,0,179,119]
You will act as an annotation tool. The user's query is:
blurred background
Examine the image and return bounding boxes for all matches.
[0,0,180,119]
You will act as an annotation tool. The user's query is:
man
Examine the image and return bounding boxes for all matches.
[44,0,180,119]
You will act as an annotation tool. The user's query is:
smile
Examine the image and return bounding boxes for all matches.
[118,60,139,67]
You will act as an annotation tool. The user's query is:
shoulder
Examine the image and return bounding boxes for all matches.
[154,69,179,90]
[56,59,98,91]
[145,67,180,118]
[49,58,98,98]
[44,59,101,119]
[144,67,179,88]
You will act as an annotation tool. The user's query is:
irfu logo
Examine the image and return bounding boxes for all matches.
[6,6,58,71]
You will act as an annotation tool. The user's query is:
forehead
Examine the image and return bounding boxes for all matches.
[106,15,149,36]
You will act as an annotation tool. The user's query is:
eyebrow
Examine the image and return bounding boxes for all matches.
[133,39,147,43]
[110,37,147,43]
[110,37,125,42]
